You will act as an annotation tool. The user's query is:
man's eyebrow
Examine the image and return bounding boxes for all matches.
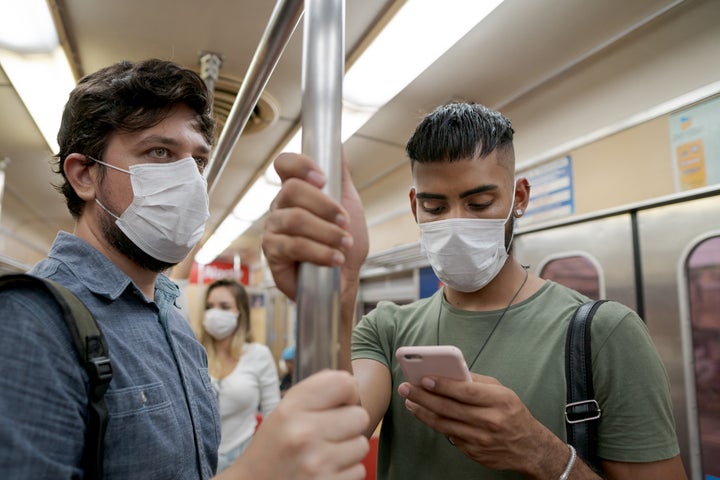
[415,192,446,200]
[136,135,211,154]
[136,135,180,147]
[415,184,498,200]
[459,184,497,199]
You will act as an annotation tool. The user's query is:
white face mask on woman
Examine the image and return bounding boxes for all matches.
[91,157,209,264]
[419,186,516,293]
[203,308,238,340]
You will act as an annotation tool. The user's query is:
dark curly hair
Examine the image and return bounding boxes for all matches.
[54,58,216,218]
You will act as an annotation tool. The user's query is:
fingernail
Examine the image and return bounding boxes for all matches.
[398,383,409,397]
[307,170,326,186]
[335,214,349,228]
[332,252,345,266]
[341,234,353,249]
[421,377,436,389]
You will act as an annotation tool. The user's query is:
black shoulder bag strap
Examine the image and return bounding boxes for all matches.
[0,273,113,480]
[564,299,607,474]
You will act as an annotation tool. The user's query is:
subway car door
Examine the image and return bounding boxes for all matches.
[514,213,638,309]
[637,194,720,480]
[514,193,720,479]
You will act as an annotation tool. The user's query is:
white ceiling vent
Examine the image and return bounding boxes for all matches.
[211,75,279,135]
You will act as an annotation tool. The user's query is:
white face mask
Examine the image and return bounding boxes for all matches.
[203,308,238,340]
[92,157,209,264]
[419,187,516,293]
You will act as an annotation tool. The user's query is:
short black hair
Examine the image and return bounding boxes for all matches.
[406,102,514,168]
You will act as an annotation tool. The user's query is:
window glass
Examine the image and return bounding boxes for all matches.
[540,255,600,300]
[686,236,720,478]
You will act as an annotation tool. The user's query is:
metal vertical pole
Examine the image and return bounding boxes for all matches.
[296,0,345,380]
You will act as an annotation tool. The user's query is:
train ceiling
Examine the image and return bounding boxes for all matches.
[0,0,708,272]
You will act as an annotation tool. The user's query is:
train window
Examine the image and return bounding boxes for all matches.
[539,254,601,300]
[686,235,720,477]
[360,271,418,316]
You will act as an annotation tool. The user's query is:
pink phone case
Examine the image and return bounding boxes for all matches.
[396,345,471,384]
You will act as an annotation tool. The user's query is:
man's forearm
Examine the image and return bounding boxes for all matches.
[338,275,360,372]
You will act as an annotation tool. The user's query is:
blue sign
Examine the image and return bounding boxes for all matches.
[521,156,574,224]
[419,266,441,298]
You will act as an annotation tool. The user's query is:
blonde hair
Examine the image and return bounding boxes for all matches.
[200,278,253,378]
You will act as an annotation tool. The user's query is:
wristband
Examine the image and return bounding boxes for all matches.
[559,444,577,480]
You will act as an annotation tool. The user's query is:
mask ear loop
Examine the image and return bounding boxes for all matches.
[87,156,133,175]
[90,156,131,221]
[95,199,121,220]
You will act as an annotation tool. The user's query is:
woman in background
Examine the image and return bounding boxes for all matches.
[200,278,281,473]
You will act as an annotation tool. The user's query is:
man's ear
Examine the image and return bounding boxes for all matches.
[409,187,419,223]
[64,154,97,202]
[514,177,531,215]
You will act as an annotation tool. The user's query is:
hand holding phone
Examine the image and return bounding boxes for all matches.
[396,345,471,385]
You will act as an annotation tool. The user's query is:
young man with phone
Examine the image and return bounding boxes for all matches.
[262,102,687,479]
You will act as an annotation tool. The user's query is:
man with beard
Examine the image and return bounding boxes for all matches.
[0,59,369,480]
[261,102,688,479]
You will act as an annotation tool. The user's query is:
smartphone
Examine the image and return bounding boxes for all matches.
[395,345,471,385]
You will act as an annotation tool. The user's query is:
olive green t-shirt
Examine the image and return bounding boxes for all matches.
[352,281,679,479]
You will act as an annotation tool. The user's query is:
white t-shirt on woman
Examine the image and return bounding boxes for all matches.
[212,343,281,454]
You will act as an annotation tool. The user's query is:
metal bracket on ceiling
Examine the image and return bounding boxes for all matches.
[199,51,223,95]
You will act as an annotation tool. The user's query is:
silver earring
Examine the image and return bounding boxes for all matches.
[516,209,523,217]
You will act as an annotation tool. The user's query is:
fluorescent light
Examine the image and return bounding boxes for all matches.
[283,129,302,154]
[0,0,76,153]
[0,0,59,54]
[344,0,504,108]
[194,0,505,264]
[0,48,75,153]
[195,215,253,265]
[195,166,282,264]
[231,177,281,221]
[263,160,282,184]
[341,101,377,141]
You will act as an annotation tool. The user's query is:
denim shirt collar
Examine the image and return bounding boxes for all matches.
[47,231,179,305]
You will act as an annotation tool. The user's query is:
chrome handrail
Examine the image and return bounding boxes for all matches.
[203,0,303,193]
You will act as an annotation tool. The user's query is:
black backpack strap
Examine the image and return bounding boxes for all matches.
[564,299,607,474]
[0,274,112,480]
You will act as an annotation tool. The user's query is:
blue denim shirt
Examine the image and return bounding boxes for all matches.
[0,232,220,478]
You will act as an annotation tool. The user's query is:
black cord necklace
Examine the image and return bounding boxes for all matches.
[436,265,529,371]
